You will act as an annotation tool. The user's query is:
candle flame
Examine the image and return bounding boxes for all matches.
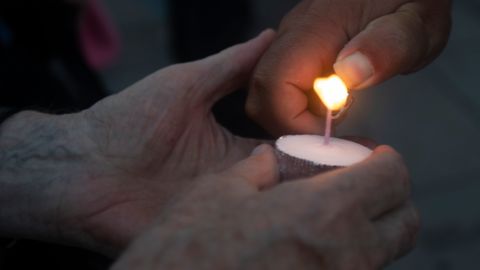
[314,75,349,111]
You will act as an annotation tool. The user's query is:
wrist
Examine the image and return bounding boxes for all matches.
[0,111,94,244]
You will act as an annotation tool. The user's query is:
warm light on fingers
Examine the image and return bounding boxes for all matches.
[314,75,349,111]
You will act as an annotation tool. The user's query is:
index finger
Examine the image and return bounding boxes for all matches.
[301,145,411,219]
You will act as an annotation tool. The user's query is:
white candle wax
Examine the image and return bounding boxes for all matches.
[275,135,373,181]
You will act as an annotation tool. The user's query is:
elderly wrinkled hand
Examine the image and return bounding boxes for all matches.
[112,144,419,270]
[0,30,275,255]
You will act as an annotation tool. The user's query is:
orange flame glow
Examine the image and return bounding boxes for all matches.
[314,75,349,111]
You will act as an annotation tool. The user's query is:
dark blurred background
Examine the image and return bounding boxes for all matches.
[1,0,479,269]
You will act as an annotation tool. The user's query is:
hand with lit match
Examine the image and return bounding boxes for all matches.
[0,30,275,255]
[112,144,419,270]
[247,0,451,135]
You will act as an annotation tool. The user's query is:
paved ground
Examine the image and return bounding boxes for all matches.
[101,0,480,269]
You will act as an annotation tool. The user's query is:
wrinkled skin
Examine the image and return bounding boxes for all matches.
[0,0,449,263]
[247,0,452,135]
[112,145,419,270]
[0,31,275,255]
[60,31,277,254]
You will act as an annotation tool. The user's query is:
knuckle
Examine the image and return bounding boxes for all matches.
[331,194,364,221]
[406,206,421,246]
[392,154,409,180]
[395,206,421,258]
[343,253,380,270]
[392,156,410,193]
[289,187,344,231]
[378,146,411,193]
[366,10,429,73]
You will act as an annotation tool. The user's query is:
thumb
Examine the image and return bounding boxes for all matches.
[192,29,276,108]
[334,2,451,90]
[222,144,279,191]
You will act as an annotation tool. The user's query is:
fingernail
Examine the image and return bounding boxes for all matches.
[251,145,268,156]
[334,52,374,89]
[258,28,275,37]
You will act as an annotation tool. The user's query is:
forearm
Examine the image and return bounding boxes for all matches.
[0,111,90,243]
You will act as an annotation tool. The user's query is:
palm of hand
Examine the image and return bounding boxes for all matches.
[55,32,274,254]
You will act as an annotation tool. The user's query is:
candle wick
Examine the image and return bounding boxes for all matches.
[324,109,332,145]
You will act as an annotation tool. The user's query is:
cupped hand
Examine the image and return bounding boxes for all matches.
[45,30,275,254]
[247,0,452,135]
[112,145,419,270]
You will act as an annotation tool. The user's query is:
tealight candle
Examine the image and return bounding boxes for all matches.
[275,75,372,181]
[276,135,372,181]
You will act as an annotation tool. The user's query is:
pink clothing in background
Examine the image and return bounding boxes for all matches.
[79,0,120,71]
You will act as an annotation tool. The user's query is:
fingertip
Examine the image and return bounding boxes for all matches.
[250,144,273,156]
[373,145,397,154]
[372,145,404,161]
[238,28,276,60]
[370,145,410,189]
[196,29,277,108]
[368,145,406,167]
[249,144,278,179]
[256,28,277,42]
[343,144,408,182]
[235,144,279,189]
[334,51,375,90]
